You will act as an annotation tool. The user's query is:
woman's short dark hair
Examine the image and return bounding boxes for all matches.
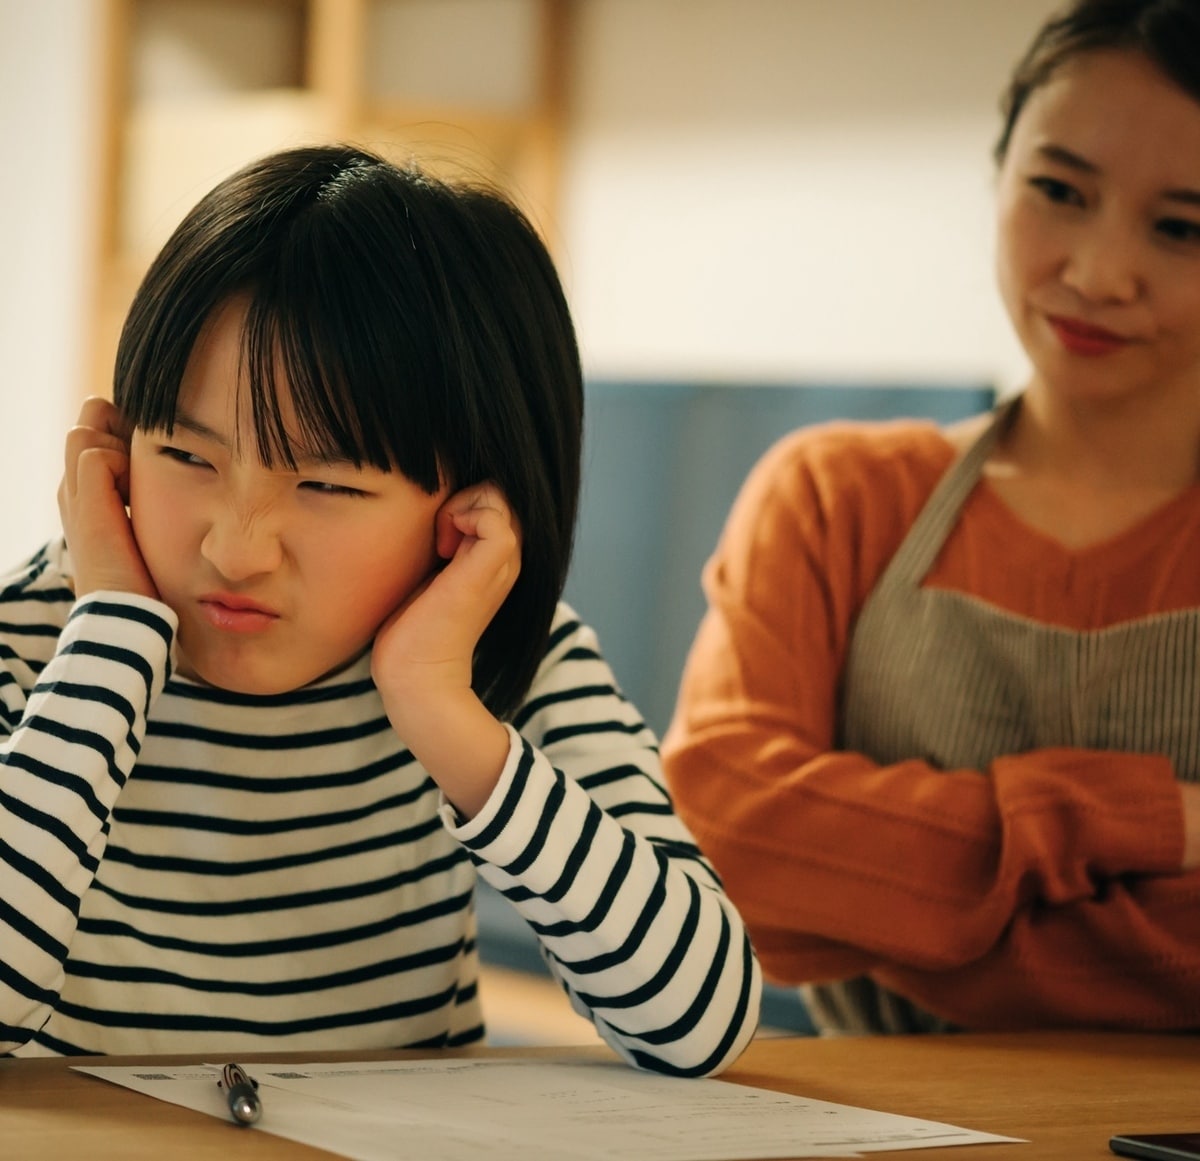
[114,144,582,720]
[995,0,1200,163]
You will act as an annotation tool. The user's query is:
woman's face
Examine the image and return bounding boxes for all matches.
[128,297,450,696]
[995,49,1200,409]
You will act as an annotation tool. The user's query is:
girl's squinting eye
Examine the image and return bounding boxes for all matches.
[1028,175,1084,207]
[298,480,371,499]
[1156,216,1200,245]
[160,446,212,469]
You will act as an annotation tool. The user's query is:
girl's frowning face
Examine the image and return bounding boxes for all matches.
[128,298,450,695]
[995,49,1200,409]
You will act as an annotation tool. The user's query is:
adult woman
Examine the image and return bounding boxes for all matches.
[662,0,1200,1034]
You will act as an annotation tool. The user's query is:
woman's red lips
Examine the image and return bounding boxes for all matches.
[1047,315,1130,356]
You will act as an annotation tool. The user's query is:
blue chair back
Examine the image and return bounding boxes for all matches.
[564,380,996,737]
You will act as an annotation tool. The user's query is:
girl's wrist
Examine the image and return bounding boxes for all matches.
[385,688,510,820]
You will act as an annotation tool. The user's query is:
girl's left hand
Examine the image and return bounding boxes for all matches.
[371,483,520,818]
[371,482,521,723]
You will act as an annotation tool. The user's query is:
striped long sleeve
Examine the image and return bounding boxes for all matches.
[449,615,760,1075]
[1,557,175,1050]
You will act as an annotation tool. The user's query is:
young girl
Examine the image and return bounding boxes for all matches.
[3,144,760,1071]
[664,0,1200,1034]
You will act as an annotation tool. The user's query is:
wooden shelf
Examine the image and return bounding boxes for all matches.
[88,0,571,400]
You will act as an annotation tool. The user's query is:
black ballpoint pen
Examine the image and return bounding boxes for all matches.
[219,1061,262,1125]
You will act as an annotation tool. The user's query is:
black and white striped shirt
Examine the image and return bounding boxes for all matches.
[0,541,759,1074]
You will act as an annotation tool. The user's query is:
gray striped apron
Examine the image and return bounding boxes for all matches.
[804,398,1200,1034]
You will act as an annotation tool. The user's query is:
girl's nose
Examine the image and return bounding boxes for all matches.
[199,509,284,583]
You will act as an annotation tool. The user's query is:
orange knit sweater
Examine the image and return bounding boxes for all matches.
[662,418,1200,1031]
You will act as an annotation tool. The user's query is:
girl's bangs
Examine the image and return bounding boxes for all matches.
[235,288,444,493]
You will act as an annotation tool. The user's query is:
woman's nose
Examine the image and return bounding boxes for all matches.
[199,507,284,583]
[1061,222,1143,305]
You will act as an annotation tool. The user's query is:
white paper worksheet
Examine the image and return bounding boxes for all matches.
[74,1056,1024,1160]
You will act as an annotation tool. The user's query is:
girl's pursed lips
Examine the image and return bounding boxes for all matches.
[198,592,280,617]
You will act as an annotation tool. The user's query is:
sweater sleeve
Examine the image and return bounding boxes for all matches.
[443,607,761,1077]
[660,424,1194,1026]
[0,591,175,1052]
[871,865,1200,1029]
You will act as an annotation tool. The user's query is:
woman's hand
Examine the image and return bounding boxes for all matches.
[371,483,520,819]
[57,397,157,601]
[1181,783,1200,872]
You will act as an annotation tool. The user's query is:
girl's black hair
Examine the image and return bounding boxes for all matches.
[995,0,1200,163]
[114,144,582,720]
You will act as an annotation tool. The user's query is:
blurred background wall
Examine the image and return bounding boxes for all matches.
[0,0,96,563]
[0,0,1059,566]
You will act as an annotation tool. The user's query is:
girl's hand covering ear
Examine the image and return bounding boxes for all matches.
[371,482,521,712]
[371,483,520,819]
[58,397,158,601]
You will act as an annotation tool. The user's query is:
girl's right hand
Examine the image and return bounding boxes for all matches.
[58,397,158,601]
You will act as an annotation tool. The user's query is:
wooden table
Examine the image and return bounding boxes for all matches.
[1,1031,1196,1159]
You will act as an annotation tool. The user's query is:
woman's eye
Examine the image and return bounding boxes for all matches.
[1156,216,1200,245]
[1028,176,1084,207]
[160,446,211,469]
[299,481,369,499]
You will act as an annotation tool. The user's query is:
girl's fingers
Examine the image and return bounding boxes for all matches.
[63,398,133,494]
[58,398,155,600]
[440,482,511,517]
[63,426,129,480]
[447,504,517,549]
[435,483,522,557]
[75,394,130,436]
[72,446,132,510]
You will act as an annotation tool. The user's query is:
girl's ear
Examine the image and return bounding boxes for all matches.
[110,403,136,448]
[434,493,467,562]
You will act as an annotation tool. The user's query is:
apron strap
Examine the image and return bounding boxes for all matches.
[874,394,1020,591]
